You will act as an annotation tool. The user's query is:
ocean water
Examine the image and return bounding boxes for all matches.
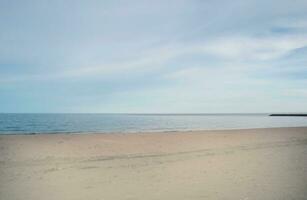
[0,113,306,135]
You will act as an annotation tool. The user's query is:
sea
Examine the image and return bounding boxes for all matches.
[0,113,306,135]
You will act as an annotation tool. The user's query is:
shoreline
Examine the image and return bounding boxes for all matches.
[1,125,307,136]
[1,127,307,200]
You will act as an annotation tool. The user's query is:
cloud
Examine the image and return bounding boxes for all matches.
[200,34,307,61]
[1,31,306,85]
[2,13,307,85]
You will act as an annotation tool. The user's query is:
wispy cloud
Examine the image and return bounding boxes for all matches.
[3,30,306,84]
[201,34,307,61]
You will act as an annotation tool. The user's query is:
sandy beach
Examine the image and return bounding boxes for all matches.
[1,127,307,200]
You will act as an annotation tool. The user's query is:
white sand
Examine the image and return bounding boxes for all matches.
[1,127,307,200]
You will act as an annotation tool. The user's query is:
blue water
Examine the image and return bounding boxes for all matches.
[0,113,306,134]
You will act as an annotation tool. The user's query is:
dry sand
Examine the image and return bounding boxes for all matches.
[1,127,307,200]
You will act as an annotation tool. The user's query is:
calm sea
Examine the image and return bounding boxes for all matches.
[0,113,306,135]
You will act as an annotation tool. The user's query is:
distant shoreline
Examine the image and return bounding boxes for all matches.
[270,114,307,117]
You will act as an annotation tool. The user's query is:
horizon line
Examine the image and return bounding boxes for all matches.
[1,112,306,115]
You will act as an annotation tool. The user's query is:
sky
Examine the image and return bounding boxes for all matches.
[0,0,307,113]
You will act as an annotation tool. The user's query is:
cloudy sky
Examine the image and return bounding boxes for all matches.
[0,0,307,113]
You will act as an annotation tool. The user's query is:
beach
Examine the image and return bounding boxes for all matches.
[1,127,307,200]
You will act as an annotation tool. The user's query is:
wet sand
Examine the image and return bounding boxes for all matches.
[1,127,307,200]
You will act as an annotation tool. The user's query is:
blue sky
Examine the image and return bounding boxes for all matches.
[0,0,307,113]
